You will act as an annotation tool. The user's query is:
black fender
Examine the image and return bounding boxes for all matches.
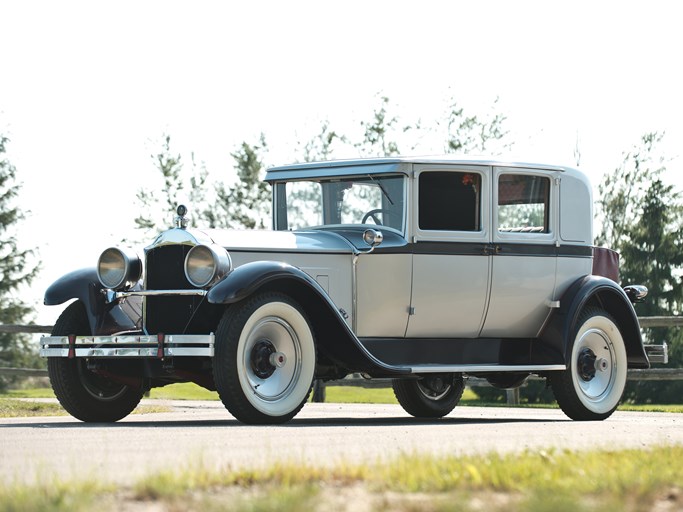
[539,275,649,369]
[207,261,409,377]
[44,268,139,336]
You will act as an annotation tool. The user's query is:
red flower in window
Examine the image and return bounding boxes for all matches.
[462,173,474,186]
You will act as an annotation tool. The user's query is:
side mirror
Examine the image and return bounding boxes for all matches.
[362,229,383,253]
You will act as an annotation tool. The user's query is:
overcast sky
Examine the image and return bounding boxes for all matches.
[1,0,681,323]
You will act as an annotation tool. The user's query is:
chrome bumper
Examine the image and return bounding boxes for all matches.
[39,334,214,358]
[645,343,668,364]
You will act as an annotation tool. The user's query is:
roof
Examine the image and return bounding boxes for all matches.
[264,155,581,181]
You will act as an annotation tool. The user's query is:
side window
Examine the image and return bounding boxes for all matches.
[419,171,481,231]
[497,174,550,233]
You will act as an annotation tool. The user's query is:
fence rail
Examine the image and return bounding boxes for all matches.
[1,318,681,390]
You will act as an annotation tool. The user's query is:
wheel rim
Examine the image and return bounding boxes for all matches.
[77,362,128,401]
[240,316,302,402]
[573,327,618,404]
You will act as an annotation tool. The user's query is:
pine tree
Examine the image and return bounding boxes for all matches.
[203,135,271,229]
[595,132,683,403]
[619,179,683,403]
[133,134,209,240]
[0,134,40,390]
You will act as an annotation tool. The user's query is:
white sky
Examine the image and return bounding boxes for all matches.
[1,0,682,324]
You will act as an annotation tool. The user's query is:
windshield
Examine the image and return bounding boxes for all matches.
[275,174,406,233]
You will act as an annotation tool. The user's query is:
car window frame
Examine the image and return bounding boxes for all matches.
[412,164,490,244]
[492,167,558,245]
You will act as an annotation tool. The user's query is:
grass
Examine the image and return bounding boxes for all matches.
[0,398,171,418]
[1,446,682,511]
[3,382,683,413]
[0,398,66,417]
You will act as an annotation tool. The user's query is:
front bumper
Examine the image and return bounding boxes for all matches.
[39,334,214,358]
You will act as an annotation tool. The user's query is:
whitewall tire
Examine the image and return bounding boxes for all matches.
[213,292,316,424]
[550,308,628,421]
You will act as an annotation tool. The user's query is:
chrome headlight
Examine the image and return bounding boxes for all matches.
[184,244,232,288]
[97,248,142,290]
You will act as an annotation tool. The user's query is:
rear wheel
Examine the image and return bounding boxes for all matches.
[549,307,627,421]
[213,292,316,424]
[47,301,144,422]
[392,374,464,418]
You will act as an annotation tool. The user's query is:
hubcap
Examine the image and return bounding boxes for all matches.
[574,328,616,401]
[242,316,301,402]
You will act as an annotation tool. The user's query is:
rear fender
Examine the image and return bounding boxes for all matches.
[539,275,649,369]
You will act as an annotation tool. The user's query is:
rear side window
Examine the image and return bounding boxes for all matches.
[419,171,481,231]
[498,174,550,233]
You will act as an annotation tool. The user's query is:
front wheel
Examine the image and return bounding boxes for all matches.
[392,374,464,418]
[549,307,628,421]
[47,301,144,422]
[213,292,316,424]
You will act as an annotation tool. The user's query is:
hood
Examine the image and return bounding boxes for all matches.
[201,228,356,253]
[147,227,407,254]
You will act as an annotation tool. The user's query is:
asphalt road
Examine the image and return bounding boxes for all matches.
[2,401,682,485]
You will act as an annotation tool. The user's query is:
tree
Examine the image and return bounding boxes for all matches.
[134,92,513,234]
[595,132,666,248]
[619,179,683,403]
[202,135,271,229]
[355,95,404,157]
[133,134,209,240]
[0,134,41,390]
[594,132,683,403]
[443,96,511,154]
[299,120,346,163]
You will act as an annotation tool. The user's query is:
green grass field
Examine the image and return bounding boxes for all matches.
[3,382,683,415]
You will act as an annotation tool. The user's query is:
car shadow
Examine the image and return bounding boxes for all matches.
[0,414,564,430]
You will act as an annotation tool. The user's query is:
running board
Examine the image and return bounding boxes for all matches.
[407,364,566,374]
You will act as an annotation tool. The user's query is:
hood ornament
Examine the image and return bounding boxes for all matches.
[174,204,189,229]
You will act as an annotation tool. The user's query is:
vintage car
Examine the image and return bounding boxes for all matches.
[40,156,668,424]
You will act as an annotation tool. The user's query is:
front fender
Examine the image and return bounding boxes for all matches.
[207,261,325,305]
[44,268,139,336]
[539,275,649,369]
[44,269,105,334]
[207,260,409,377]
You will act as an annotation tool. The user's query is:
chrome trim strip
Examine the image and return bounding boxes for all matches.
[112,289,208,300]
[408,364,566,374]
[39,334,214,358]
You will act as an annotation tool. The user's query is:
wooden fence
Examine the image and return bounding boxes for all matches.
[1,319,681,400]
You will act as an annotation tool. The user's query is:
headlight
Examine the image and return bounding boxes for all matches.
[97,248,142,290]
[184,244,232,288]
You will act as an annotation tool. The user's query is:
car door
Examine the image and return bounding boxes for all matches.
[405,165,491,337]
[479,167,559,337]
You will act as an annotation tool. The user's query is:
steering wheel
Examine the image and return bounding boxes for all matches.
[361,209,392,225]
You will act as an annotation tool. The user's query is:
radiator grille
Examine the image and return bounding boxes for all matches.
[144,245,202,335]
